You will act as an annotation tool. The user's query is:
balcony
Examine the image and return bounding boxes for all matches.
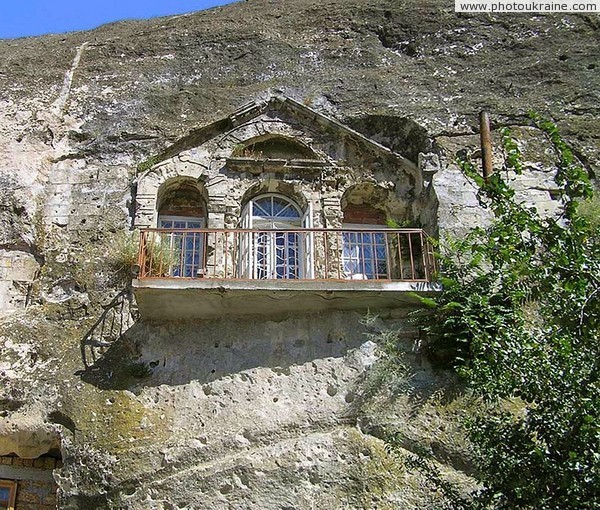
[132,228,439,320]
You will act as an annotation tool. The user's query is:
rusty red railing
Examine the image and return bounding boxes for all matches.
[137,228,437,282]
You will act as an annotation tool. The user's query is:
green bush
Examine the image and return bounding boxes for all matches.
[410,115,599,509]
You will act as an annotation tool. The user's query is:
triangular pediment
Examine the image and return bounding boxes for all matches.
[140,95,418,177]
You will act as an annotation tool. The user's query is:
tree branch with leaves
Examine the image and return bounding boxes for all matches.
[413,113,599,509]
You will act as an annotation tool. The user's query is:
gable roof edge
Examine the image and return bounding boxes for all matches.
[271,96,419,174]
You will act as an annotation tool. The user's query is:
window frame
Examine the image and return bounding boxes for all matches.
[239,194,312,279]
[341,223,390,280]
[157,215,207,277]
[0,479,17,510]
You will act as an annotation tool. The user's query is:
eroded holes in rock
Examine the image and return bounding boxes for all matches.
[558,54,568,61]
[0,398,24,416]
[588,63,596,70]
[273,397,279,403]
[219,483,233,494]
[122,485,136,497]
[48,410,76,435]
[149,360,159,368]
[327,385,338,397]
[203,385,212,396]
[344,392,355,404]
[326,330,344,344]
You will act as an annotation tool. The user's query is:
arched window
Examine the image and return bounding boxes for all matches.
[240,194,313,279]
[157,180,207,277]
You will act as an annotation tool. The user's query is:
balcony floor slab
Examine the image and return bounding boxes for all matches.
[132,278,441,320]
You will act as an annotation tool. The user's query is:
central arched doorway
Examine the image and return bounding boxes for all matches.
[240,194,312,279]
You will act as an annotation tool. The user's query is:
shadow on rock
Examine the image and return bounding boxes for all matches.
[78,309,373,391]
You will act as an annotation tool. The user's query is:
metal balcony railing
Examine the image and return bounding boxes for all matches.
[137,228,437,283]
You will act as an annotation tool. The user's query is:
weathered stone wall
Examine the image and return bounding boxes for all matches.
[60,310,473,509]
[0,0,597,508]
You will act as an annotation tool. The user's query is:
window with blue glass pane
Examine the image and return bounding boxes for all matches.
[159,217,205,277]
[0,480,16,510]
[253,196,301,219]
[342,231,388,279]
[244,195,304,279]
[254,231,300,279]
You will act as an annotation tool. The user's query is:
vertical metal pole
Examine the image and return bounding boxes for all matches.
[480,111,493,179]
[324,231,329,279]
[420,230,429,282]
[397,232,404,281]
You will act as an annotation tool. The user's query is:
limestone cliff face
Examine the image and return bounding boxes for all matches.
[0,0,597,508]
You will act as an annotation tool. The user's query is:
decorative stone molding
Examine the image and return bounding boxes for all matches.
[134,96,436,232]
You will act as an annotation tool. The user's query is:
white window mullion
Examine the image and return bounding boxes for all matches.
[239,202,254,278]
[302,202,314,279]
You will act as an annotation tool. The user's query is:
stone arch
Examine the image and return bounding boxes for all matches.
[231,134,319,161]
[0,418,63,510]
[238,185,310,280]
[156,176,208,221]
[340,182,413,227]
[241,180,308,213]
[134,159,208,228]
[341,183,390,223]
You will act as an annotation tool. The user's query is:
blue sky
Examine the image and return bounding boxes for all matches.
[0,0,237,39]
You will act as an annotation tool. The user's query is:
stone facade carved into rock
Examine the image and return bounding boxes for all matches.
[134,96,437,235]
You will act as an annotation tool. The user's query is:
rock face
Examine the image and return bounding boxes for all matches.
[0,0,597,508]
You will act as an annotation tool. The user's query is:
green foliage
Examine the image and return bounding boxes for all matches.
[105,230,140,283]
[578,195,600,233]
[136,156,159,173]
[415,115,599,508]
[105,230,180,281]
